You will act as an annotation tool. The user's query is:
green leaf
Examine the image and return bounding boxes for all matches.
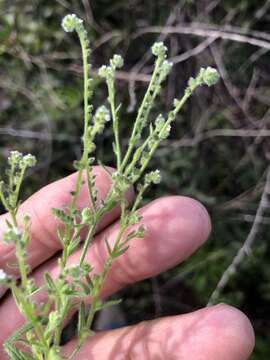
[95,298,122,312]
[4,346,34,360]
[105,238,112,256]
[67,237,81,255]
[44,272,56,292]
[112,245,129,258]
[78,281,91,295]
[52,208,73,224]
[78,302,87,335]
[4,322,34,360]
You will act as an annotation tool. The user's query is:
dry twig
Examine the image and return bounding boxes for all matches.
[207,166,270,305]
[134,25,270,50]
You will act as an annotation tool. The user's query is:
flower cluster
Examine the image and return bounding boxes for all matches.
[98,54,124,80]
[0,152,36,212]
[145,170,162,185]
[8,151,36,168]
[188,66,220,90]
[151,42,168,57]
[61,14,83,33]
[201,67,220,86]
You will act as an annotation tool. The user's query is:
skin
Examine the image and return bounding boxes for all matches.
[0,167,255,359]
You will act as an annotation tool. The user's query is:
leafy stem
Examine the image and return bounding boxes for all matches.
[0,13,219,360]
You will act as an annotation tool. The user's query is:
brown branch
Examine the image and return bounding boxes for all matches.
[0,127,78,142]
[163,129,270,149]
[207,166,270,305]
[134,25,270,50]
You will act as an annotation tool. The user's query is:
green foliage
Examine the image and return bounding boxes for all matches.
[0,1,270,359]
[0,12,219,359]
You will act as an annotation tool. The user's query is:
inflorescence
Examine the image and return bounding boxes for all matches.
[0,13,219,360]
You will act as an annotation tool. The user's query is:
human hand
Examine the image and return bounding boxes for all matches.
[0,168,254,359]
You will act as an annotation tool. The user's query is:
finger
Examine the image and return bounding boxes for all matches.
[0,167,134,279]
[61,304,254,360]
[0,196,211,343]
[50,196,211,296]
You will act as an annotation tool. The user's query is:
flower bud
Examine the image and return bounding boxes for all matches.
[151,42,168,57]
[201,67,220,87]
[22,154,37,168]
[112,54,124,69]
[161,60,173,76]
[61,14,83,33]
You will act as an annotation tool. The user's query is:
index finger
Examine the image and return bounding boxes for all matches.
[0,167,134,281]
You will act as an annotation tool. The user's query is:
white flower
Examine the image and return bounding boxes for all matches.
[112,54,124,69]
[13,227,21,236]
[23,154,37,167]
[0,269,7,281]
[104,113,111,122]
[61,14,83,33]
[201,67,220,87]
[151,42,168,57]
[161,60,173,76]
[98,65,112,78]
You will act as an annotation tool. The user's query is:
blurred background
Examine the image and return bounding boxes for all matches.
[0,0,270,358]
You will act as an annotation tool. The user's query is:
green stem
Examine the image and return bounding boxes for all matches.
[86,297,97,329]
[54,299,70,347]
[61,29,95,267]
[12,286,49,356]
[131,183,148,212]
[79,32,91,145]
[14,164,27,210]
[86,161,97,211]
[108,77,121,170]
[124,130,154,177]
[120,56,163,172]
[79,220,98,266]
[135,88,194,182]
[85,217,127,331]
[17,249,28,290]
